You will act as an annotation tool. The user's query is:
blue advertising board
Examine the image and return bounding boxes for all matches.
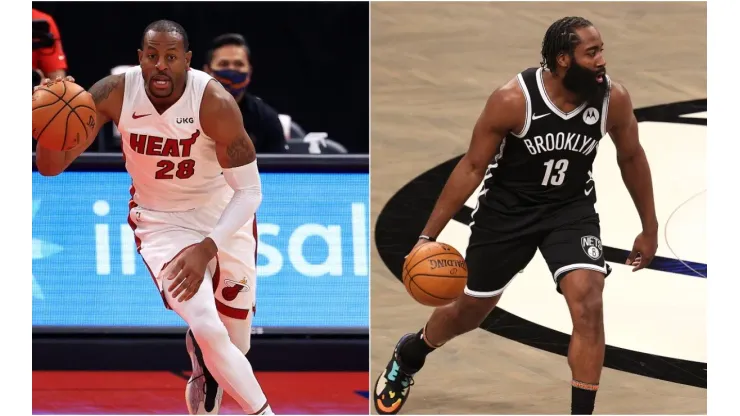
[32,172,369,333]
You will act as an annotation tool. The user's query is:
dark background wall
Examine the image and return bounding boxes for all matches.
[32,1,369,153]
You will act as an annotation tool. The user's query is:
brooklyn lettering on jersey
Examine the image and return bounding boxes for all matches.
[522,132,600,156]
[129,130,201,157]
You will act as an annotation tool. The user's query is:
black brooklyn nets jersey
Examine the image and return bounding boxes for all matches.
[480,67,611,219]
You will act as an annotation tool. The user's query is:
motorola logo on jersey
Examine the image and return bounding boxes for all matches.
[583,107,600,125]
[176,117,194,124]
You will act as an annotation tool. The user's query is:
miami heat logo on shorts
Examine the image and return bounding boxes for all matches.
[222,278,250,301]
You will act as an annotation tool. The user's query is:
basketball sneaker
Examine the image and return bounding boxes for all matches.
[373,333,420,415]
[185,328,224,415]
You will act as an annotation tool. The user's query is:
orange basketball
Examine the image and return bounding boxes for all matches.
[402,241,468,307]
[32,81,97,151]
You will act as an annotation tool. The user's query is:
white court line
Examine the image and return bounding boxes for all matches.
[665,189,707,278]
[680,111,707,119]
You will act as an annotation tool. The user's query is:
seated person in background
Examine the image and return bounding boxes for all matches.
[33,9,68,81]
[33,9,69,151]
[204,33,286,154]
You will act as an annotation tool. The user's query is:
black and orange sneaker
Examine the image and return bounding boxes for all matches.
[373,333,421,415]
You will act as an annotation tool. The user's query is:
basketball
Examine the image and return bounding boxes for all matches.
[402,241,468,307]
[32,81,97,151]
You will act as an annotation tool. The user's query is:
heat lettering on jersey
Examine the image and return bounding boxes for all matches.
[129,130,200,157]
[522,132,599,156]
[129,130,201,180]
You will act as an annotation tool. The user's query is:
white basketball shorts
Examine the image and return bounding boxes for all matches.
[127,187,257,320]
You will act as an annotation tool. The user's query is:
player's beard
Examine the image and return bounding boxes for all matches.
[562,60,606,104]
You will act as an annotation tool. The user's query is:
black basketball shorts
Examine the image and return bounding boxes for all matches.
[464,213,612,297]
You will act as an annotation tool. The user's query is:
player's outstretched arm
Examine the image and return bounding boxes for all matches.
[35,74,124,176]
[201,79,262,254]
[416,80,523,245]
[606,81,658,270]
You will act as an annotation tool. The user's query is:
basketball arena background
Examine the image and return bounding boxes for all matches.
[32,2,369,414]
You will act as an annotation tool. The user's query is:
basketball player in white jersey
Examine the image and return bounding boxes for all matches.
[34,20,273,415]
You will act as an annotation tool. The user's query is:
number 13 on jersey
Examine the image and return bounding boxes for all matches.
[542,159,569,186]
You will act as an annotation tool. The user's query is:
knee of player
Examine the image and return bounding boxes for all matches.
[570,290,604,331]
[190,320,230,349]
[231,337,251,355]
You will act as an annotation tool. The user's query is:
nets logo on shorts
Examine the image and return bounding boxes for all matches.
[581,235,603,260]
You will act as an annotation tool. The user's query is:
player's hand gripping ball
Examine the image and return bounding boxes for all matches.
[33,76,97,151]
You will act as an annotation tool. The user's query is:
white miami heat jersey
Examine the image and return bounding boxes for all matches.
[118,66,229,212]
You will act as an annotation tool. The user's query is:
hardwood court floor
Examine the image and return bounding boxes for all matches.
[371,2,706,414]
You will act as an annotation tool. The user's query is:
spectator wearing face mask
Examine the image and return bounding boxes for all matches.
[204,33,286,154]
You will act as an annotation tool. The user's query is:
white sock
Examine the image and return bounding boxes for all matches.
[164,270,268,413]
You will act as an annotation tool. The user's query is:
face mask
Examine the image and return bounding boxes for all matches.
[211,68,249,97]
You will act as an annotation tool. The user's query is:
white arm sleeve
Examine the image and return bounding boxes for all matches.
[207,160,262,250]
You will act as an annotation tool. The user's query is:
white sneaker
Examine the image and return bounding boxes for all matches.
[185,329,224,415]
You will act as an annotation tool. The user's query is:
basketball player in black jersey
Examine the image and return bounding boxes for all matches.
[374,17,658,415]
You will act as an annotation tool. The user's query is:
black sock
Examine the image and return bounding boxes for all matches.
[398,328,438,371]
[571,381,598,415]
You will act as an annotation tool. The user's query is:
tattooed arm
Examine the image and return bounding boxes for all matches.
[201,79,257,168]
[199,80,262,256]
[35,74,125,176]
